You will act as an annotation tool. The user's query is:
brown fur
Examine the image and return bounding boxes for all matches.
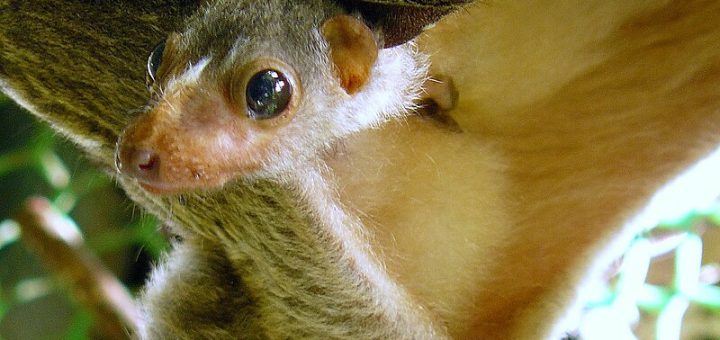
[1,0,720,339]
[419,1,720,337]
[322,15,379,94]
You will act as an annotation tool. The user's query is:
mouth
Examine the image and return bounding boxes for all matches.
[135,176,229,195]
[137,181,185,195]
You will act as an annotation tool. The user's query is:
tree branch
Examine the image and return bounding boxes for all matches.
[13,197,139,340]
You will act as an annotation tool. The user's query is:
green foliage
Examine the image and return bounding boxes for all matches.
[0,284,8,323]
[63,310,94,340]
[582,204,720,340]
[0,93,168,339]
[86,215,168,258]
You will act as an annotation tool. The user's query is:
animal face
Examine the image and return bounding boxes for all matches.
[115,0,398,194]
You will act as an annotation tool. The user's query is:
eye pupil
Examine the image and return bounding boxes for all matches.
[246,69,292,120]
[146,41,166,88]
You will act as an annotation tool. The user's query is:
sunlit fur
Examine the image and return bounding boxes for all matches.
[1,0,720,339]
[337,1,720,337]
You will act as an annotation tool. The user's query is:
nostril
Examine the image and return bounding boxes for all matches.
[133,149,159,172]
[139,158,156,171]
[117,145,161,182]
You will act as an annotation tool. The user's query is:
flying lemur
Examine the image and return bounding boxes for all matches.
[112,0,471,338]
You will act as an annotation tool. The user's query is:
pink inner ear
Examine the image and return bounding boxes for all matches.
[321,15,379,94]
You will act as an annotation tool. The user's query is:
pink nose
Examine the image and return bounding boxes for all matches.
[116,145,160,182]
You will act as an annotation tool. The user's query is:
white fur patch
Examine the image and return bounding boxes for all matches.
[164,57,211,94]
[330,44,428,134]
[0,79,40,115]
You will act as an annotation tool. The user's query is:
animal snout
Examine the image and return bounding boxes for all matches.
[116,145,161,183]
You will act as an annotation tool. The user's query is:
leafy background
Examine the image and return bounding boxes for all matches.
[0,93,166,339]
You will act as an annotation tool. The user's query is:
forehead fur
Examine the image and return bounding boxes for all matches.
[178,0,342,78]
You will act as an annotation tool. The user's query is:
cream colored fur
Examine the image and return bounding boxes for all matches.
[326,1,720,338]
[325,118,509,337]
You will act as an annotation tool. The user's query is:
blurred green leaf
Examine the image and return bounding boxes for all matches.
[38,151,70,190]
[134,215,168,258]
[86,215,167,257]
[53,191,78,214]
[0,294,8,321]
[85,228,138,255]
[0,220,20,250]
[636,284,671,312]
[69,172,112,197]
[691,285,720,310]
[14,278,54,303]
[0,149,32,177]
[655,295,689,340]
[674,233,703,296]
[63,309,93,340]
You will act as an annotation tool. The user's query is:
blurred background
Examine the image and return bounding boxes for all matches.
[0,91,717,339]
[0,93,167,339]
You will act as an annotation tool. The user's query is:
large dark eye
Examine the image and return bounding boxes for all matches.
[146,41,166,89]
[246,69,292,120]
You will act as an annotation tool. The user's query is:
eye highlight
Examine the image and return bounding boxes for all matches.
[246,69,292,120]
[224,58,301,126]
[146,41,166,89]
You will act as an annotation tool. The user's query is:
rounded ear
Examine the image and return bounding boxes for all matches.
[321,15,379,95]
